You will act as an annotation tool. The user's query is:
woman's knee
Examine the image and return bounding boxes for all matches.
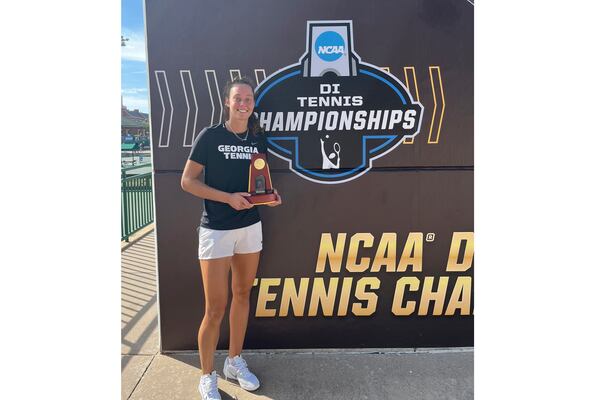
[231,286,252,301]
[203,302,227,322]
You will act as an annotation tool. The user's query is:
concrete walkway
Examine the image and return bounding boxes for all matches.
[121,230,474,400]
[121,230,159,399]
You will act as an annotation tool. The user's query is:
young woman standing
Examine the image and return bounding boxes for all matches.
[181,77,281,400]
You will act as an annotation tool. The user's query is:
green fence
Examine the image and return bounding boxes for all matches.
[121,163,154,241]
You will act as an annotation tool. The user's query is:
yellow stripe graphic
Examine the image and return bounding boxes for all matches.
[402,67,420,144]
[428,66,445,144]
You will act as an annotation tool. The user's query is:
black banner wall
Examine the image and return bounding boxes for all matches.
[146,0,473,351]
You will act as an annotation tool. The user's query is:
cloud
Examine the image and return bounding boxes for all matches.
[121,88,148,95]
[121,29,147,62]
[121,95,149,113]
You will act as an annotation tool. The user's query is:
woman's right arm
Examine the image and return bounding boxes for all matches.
[180,159,253,210]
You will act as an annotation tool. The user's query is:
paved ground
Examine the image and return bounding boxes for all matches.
[121,229,473,400]
[121,231,160,399]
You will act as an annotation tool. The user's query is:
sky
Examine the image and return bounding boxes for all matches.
[121,0,148,113]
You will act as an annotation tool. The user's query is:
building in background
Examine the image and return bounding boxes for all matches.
[121,99,149,149]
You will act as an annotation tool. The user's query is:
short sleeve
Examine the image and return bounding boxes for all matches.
[188,128,209,165]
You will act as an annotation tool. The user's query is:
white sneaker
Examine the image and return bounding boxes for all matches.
[198,371,221,400]
[223,355,260,391]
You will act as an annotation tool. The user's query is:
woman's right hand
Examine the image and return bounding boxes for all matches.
[227,192,254,210]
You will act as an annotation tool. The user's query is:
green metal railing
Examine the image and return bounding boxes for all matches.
[121,163,154,241]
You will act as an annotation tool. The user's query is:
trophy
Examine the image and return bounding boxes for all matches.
[247,153,277,205]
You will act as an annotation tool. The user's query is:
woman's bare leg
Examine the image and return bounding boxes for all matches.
[198,257,231,374]
[228,251,260,357]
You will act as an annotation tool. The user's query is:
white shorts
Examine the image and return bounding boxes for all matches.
[198,221,263,260]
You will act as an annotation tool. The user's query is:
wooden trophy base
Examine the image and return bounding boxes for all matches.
[248,192,277,205]
[248,153,277,205]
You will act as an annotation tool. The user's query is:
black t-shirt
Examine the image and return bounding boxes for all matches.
[188,123,268,230]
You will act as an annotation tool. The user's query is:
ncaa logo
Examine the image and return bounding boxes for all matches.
[315,31,345,62]
[255,20,424,184]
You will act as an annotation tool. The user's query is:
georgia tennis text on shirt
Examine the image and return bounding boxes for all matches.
[218,144,259,160]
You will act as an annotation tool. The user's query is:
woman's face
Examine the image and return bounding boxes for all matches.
[225,84,255,122]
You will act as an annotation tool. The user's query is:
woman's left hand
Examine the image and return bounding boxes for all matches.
[268,188,282,207]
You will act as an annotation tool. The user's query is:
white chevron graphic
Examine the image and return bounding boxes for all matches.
[154,70,173,148]
[254,69,266,85]
[152,69,274,148]
[180,70,199,147]
[229,69,241,81]
[204,70,223,125]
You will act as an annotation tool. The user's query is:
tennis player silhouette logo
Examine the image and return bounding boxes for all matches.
[320,135,341,169]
